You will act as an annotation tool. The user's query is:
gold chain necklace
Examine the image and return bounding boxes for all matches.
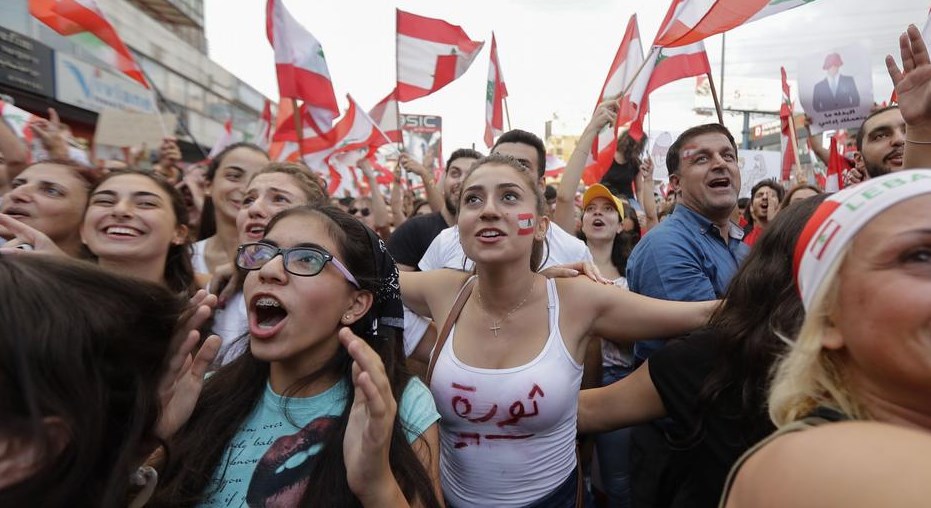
[475,278,536,337]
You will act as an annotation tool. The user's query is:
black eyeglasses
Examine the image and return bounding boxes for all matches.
[236,242,360,288]
[349,207,371,217]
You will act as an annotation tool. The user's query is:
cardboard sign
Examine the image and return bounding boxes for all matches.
[93,108,176,149]
[798,43,873,135]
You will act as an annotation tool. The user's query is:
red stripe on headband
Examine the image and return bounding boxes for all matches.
[794,199,842,289]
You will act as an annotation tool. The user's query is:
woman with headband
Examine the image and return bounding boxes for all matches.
[720,25,931,507]
[720,169,931,506]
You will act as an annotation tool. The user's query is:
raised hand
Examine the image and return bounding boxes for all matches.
[0,213,67,256]
[587,100,619,133]
[887,25,931,130]
[154,290,221,440]
[339,327,404,505]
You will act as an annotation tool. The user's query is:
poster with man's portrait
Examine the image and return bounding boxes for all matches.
[798,42,873,134]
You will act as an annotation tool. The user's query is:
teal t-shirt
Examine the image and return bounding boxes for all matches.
[198,377,439,507]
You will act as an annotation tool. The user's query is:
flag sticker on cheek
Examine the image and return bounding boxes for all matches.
[517,213,535,235]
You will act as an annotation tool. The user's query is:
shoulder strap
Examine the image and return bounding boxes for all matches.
[717,415,833,508]
[425,275,477,385]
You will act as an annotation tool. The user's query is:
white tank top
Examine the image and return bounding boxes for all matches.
[430,278,583,507]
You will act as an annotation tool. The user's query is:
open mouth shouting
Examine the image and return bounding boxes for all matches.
[886,148,904,168]
[707,177,732,191]
[243,221,268,241]
[250,294,289,339]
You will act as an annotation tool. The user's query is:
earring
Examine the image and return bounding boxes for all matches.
[343,314,352,323]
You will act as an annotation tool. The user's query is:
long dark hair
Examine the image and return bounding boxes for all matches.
[198,142,269,240]
[154,206,440,507]
[0,255,183,507]
[89,169,196,295]
[686,194,828,443]
[577,206,639,275]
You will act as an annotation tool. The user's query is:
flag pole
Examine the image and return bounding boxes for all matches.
[704,72,724,125]
[610,46,657,104]
[291,98,303,150]
[719,33,726,110]
[139,66,208,159]
[503,96,512,131]
[786,110,803,181]
[394,9,404,154]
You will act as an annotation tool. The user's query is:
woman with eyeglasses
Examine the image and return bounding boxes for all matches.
[207,162,328,364]
[153,205,443,507]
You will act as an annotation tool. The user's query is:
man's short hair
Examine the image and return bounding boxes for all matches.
[855,105,900,152]
[750,178,785,202]
[445,148,484,171]
[492,129,547,178]
[666,123,738,176]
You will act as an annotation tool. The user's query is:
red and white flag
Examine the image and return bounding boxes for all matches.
[655,0,819,48]
[252,99,273,150]
[825,135,851,192]
[623,2,712,142]
[583,14,644,184]
[298,96,390,178]
[779,66,797,182]
[368,90,402,147]
[208,119,240,160]
[266,0,339,134]
[484,33,508,148]
[396,10,484,102]
[29,0,148,87]
[624,44,710,142]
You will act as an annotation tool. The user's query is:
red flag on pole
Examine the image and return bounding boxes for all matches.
[582,14,644,184]
[266,0,339,134]
[825,135,851,192]
[655,0,820,48]
[368,90,402,146]
[30,0,148,87]
[252,100,273,150]
[780,66,797,182]
[484,33,508,148]
[396,10,484,102]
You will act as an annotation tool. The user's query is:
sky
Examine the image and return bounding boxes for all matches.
[203,0,927,153]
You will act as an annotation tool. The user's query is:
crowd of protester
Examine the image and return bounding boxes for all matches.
[1,23,930,508]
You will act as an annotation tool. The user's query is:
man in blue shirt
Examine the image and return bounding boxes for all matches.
[625,123,749,508]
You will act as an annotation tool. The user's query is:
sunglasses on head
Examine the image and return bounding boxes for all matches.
[349,207,371,217]
[235,242,360,288]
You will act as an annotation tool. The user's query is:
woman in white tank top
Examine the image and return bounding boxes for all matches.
[400,154,717,507]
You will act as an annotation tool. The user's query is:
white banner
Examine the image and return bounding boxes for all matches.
[798,42,873,135]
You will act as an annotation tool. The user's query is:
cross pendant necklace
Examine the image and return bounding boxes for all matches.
[476,278,535,337]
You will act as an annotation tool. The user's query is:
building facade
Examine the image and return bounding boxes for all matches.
[0,0,267,159]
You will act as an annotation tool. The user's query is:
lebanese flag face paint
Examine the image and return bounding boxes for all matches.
[517,213,535,235]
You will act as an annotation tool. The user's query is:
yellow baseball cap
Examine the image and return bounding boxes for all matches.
[582,183,625,220]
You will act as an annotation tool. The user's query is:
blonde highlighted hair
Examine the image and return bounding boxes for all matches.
[768,245,870,426]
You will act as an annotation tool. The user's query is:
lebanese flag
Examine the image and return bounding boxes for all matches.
[779,66,797,182]
[208,119,240,160]
[30,0,148,88]
[266,0,338,135]
[624,43,710,142]
[368,90,402,147]
[0,100,41,162]
[484,33,508,148]
[299,96,390,175]
[582,14,644,184]
[825,135,851,192]
[396,10,484,102]
[252,99,273,150]
[655,0,819,48]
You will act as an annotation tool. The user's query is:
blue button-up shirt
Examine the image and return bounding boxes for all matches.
[626,204,749,365]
